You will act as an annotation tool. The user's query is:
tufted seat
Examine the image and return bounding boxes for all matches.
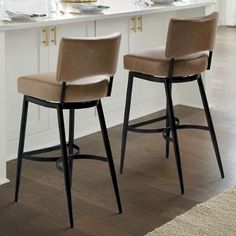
[124,48,208,77]
[18,72,109,102]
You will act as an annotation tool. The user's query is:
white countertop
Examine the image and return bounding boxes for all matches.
[0,0,215,31]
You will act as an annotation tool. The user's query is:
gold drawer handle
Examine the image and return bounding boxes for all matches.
[137,16,143,32]
[131,16,137,33]
[42,28,49,46]
[51,27,57,45]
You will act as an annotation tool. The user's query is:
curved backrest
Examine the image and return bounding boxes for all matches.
[56,33,121,82]
[165,12,218,58]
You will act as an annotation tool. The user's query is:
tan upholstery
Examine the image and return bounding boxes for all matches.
[57,33,121,82]
[124,12,218,77]
[165,12,218,58]
[18,73,109,102]
[18,33,121,102]
[124,48,208,77]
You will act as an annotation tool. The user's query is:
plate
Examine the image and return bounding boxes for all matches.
[5,10,34,22]
[73,4,109,14]
[62,0,97,2]
[152,0,175,3]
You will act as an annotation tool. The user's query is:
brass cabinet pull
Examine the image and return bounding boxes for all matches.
[42,28,49,46]
[131,16,137,32]
[137,16,143,32]
[51,27,57,45]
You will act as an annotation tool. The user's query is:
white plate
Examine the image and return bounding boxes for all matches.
[152,0,175,3]
[73,4,108,14]
[5,10,34,22]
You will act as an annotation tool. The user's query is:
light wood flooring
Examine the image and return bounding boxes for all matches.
[0,26,236,236]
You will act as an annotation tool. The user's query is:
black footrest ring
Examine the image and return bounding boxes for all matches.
[56,154,108,173]
[22,143,80,162]
[162,124,210,142]
[127,116,180,134]
[162,127,173,142]
[162,117,180,142]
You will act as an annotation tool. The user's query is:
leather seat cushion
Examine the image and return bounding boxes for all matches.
[18,72,109,102]
[124,47,208,77]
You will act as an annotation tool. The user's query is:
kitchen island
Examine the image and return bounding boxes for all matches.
[0,0,215,184]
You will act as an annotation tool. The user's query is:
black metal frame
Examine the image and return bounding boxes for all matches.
[15,77,122,228]
[120,52,224,194]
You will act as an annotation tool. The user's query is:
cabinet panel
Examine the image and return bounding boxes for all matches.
[95,18,129,113]
[5,23,97,157]
[134,14,165,51]
[176,7,205,18]
[48,22,94,72]
[5,29,48,143]
[46,22,96,131]
[132,14,166,105]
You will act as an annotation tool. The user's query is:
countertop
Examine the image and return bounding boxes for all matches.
[0,0,215,32]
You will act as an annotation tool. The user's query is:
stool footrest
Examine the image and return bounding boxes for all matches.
[129,115,167,128]
[127,116,179,134]
[22,143,80,162]
[56,155,108,172]
[163,124,210,142]
[128,127,166,133]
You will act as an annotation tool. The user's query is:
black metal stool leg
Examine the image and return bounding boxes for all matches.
[57,105,74,228]
[197,76,224,178]
[97,100,122,214]
[165,83,172,159]
[120,72,134,173]
[68,109,75,187]
[15,96,29,202]
[164,80,184,194]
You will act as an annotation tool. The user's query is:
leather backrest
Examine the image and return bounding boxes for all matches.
[165,12,218,58]
[56,33,121,82]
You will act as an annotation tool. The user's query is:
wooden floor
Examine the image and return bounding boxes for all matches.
[1,26,236,236]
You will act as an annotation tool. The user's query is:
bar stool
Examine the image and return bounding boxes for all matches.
[15,33,122,228]
[120,12,224,194]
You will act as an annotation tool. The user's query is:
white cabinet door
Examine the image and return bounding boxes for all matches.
[133,14,165,51]
[48,21,95,72]
[5,20,129,157]
[5,22,97,158]
[128,11,205,115]
[46,22,97,133]
[5,28,48,157]
[95,14,173,122]
[130,14,168,115]
[95,17,129,125]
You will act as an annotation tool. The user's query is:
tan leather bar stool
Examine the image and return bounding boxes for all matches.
[120,12,224,194]
[15,33,122,228]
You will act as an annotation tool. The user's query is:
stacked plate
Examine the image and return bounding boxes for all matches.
[152,0,175,3]
[61,0,97,2]
[73,4,109,14]
[5,10,33,22]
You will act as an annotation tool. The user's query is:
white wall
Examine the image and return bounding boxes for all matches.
[216,0,236,26]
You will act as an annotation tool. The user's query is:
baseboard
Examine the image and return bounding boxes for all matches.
[0,178,10,185]
[176,102,203,109]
